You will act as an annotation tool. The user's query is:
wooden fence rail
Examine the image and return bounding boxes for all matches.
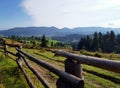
[16,58,35,88]
[22,55,51,88]
[51,50,120,74]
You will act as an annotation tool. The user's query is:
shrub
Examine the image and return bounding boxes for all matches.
[97,48,102,53]
[80,49,87,54]
[94,52,102,57]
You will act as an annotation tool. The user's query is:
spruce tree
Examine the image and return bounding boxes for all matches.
[40,35,47,47]
[92,32,99,51]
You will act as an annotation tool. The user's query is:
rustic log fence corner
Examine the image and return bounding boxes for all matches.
[1,38,120,88]
[0,39,84,88]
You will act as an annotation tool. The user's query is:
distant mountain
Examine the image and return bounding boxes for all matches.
[0,27,63,37]
[0,26,120,37]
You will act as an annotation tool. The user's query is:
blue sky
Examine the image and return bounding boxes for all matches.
[1,0,120,29]
[0,0,32,29]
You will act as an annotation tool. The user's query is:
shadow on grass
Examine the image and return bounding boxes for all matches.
[83,68,120,84]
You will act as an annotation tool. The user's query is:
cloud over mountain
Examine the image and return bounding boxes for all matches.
[21,0,120,28]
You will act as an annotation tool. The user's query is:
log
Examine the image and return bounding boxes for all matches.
[51,50,120,73]
[22,57,51,88]
[7,50,16,56]
[16,58,35,88]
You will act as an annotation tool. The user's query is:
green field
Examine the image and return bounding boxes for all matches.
[0,52,28,88]
[0,47,120,88]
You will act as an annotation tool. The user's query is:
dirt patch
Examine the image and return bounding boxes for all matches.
[29,61,58,87]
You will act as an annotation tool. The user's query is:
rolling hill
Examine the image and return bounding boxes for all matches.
[52,34,83,43]
[0,26,120,37]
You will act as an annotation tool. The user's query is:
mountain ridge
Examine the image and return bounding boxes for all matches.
[0,26,120,37]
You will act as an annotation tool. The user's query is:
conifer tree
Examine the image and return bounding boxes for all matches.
[40,35,47,47]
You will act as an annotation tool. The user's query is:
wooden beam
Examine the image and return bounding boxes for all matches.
[51,50,120,74]
[6,50,16,56]
[16,58,35,88]
[22,57,51,88]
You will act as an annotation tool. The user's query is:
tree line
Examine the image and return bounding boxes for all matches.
[78,31,120,53]
[8,35,71,49]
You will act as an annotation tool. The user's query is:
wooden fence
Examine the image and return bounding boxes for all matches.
[0,40,84,88]
[1,39,120,88]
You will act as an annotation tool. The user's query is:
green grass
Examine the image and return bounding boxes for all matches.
[0,52,28,88]
[23,62,45,88]
[3,38,22,45]
[21,48,120,88]
[2,47,120,88]
[80,50,120,61]
[83,65,120,79]
[84,73,120,88]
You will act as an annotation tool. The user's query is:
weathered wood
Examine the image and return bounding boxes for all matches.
[16,47,84,88]
[75,61,83,79]
[56,78,84,88]
[18,45,22,50]
[4,44,8,56]
[64,59,83,79]
[56,59,83,88]
[0,38,4,45]
[16,58,35,88]
[65,59,76,75]
[6,50,16,56]
[51,50,120,73]
[22,57,51,88]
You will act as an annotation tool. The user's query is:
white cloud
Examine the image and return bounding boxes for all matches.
[101,19,120,28]
[21,0,120,28]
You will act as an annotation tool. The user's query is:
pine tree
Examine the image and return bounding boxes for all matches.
[77,31,120,53]
[51,42,54,47]
[78,37,85,50]
[109,31,116,52]
[92,32,99,51]
[40,35,47,47]
[85,35,92,50]
[116,34,120,53]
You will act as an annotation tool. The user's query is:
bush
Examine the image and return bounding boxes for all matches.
[94,52,102,57]
[80,49,87,54]
[97,48,102,53]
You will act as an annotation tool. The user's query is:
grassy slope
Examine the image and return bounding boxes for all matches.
[1,47,120,88]
[0,52,28,88]
[23,49,120,88]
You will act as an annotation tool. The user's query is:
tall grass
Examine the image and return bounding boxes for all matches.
[0,52,28,88]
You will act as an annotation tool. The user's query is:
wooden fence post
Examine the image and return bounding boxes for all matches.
[16,46,23,62]
[3,40,7,56]
[18,45,22,50]
[65,59,76,75]
[56,58,84,88]
[4,44,8,56]
[75,61,84,80]
[65,59,83,79]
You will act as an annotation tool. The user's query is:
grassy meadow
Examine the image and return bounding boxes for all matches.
[0,52,28,88]
[0,46,120,88]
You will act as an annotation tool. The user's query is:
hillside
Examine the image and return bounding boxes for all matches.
[0,26,120,37]
[1,47,120,88]
[52,34,83,43]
